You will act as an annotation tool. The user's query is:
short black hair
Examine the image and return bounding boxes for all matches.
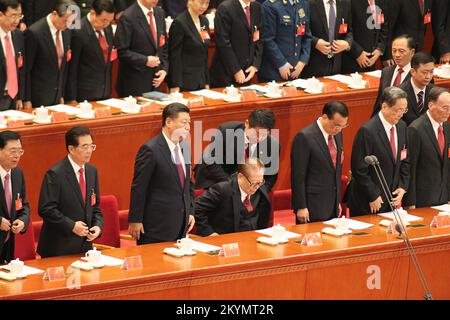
[92,0,114,15]
[65,126,92,152]
[393,34,416,50]
[382,86,408,107]
[428,86,450,103]
[54,0,77,17]
[0,131,21,149]
[162,103,190,127]
[0,0,20,13]
[113,0,128,13]
[248,108,275,130]
[411,52,435,69]
[323,101,349,118]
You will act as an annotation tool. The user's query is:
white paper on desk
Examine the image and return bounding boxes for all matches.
[378,211,424,222]
[324,74,353,85]
[190,89,227,100]
[190,240,221,253]
[286,79,309,89]
[431,204,450,212]
[256,228,301,239]
[365,70,382,78]
[99,255,124,267]
[0,110,35,121]
[46,104,80,115]
[153,98,189,106]
[324,218,374,230]
[241,84,269,93]
[1,265,45,276]
[97,98,128,110]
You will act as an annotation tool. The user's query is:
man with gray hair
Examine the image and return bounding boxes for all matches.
[404,86,450,209]
[23,0,76,108]
[347,86,410,216]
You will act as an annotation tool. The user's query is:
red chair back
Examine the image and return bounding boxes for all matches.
[96,195,121,248]
[14,219,37,261]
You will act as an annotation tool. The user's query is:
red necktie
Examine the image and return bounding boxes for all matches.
[79,167,86,203]
[55,30,63,68]
[438,125,445,157]
[147,11,157,46]
[97,31,109,63]
[4,35,18,99]
[174,145,186,189]
[418,0,424,14]
[245,5,251,27]
[328,135,337,168]
[390,126,397,161]
[393,68,403,86]
[368,0,377,22]
[243,195,253,212]
[244,143,250,160]
[4,173,11,243]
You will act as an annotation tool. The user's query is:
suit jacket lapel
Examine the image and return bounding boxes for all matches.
[375,116,396,163]
[406,82,421,117]
[423,116,443,162]
[232,178,241,232]
[137,7,157,49]
[185,12,203,45]
[158,134,183,191]
[235,0,251,33]
[317,0,329,38]
[64,158,85,208]
[312,123,335,171]
[43,21,59,69]
[84,19,106,65]
[0,180,8,219]
[0,41,5,70]
[386,65,396,86]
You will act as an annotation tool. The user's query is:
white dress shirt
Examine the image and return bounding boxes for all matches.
[323,0,337,28]
[67,155,86,184]
[162,131,186,176]
[390,63,411,86]
[0,165,12,201]
[317,118,336,148]
[137,0,157,35]
[379,111,398,154]
[46,14,64,50]
[426,110,443,140]
[410,78,426,104]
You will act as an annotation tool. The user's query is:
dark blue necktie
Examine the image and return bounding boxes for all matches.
[328,0,336,43]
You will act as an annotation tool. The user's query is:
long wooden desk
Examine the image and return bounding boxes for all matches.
[0,208,449,300]
[12,77,450,221]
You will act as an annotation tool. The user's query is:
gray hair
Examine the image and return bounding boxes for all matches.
[381,86,407,107]
[428,86,450,103]
[54,0,77,16]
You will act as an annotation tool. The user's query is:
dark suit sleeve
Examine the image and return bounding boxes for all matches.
[262,137,279,192]
[376,0,388,54]
[17,172,30,234]
[261,2,287,69]
[403,126,419,206]
[65,31,82,102]
[92,169,104,229]
[253,7,264,69]
[351,127,382,202]
[194,184,222,236]
[432,0,450,56]
[115,15,148,71]
[129,144,156,223]
[168,19,185,89]
[38,170,76,234]
[300,2,312,64]
[398,125,410,191]
[344,2,354,48]
[158,12,169,73]
[291,132,310,211]
[24,29,38,103]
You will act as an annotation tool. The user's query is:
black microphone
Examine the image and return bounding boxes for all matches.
[364,155,375,165]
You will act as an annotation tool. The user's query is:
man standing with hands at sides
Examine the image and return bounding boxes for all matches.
[128,103,195,244]
[0,0,26,111]
[115,0,169,97]
[347,87,410,216]
[210,0,263,87]
[0,131,29,263]
[291,101,348,223]
[37,126,103,258]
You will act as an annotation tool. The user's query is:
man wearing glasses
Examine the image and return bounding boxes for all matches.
[195,158,270,236]
[37,126,104,258]
[0,0,26,111]
[0,131,30,263]
[291,101,348,223]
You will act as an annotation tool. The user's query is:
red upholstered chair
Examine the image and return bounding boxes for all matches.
[271,189,294,226]
[340,175,350,218]
[94,195,121,248]
[33,220,42,245]
[14,219,37,261]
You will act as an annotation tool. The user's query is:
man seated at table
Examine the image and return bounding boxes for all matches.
[195,157,270,236]
[194,108,279,192]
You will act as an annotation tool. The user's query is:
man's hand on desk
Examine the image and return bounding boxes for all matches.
[15,99,23,110]
[369,196,383,213]
[296,208,309,224]
[187,215,195,234]
[129,222,144,240]
[23,101,32,109]
[234,70,246,84]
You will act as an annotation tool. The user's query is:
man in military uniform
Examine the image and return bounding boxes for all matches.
[259,0,312,82]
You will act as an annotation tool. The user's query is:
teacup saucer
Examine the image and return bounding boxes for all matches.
[264,93,283,99]
[34,115,52,124]
[12,272,27,279]
[304,88,323,94]
[122,107,141,114]
[273,237,289,244]
[181,249,197,256]
[336,228,352,234]
[348,81,366,89]
[223,95,241,103]
[77,110,96,119]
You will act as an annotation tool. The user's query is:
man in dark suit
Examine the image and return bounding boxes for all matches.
[342,0,388,73]
[66,0,115,102]
[168,0,210,92]
[37,126,104,258]
[0,131,30,263]
[114,0,168,97]
[399,52,435,126]
[371,35,415,116]
[195,158,270,236]
[128,103,195,244]
[23,0,75,108]
[347,86,409,216]
[291,101,348,223]
[210,0,263,87]
[431,0,450,63]
[0,0,26,111]
[160,0,186,18]
[404,87,450,209]
[302,0,353,78]
[194,108,279,192]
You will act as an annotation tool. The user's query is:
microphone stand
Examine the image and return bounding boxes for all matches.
[368,156,433,300]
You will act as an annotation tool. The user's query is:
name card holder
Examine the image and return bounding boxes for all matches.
[140,102,161,113]
[122,256,143,270]
[386,221,407,235]
[43,266,66,281]
[52,112,69,123]
[281,87,298,97]
[7,119,26,128]
[218,243,240,257]
[94,107,112,118]
[188,96,205,108]
[300,232,323,246]
[241,90,258,101]
[430,215,450,228]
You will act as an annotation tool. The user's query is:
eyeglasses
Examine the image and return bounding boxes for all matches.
[5,14,24,21]
[392,108,408,115]
[332,122,349,130]
[243,174,265,188]
[6,148,24,156]
[78,144,97,151]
